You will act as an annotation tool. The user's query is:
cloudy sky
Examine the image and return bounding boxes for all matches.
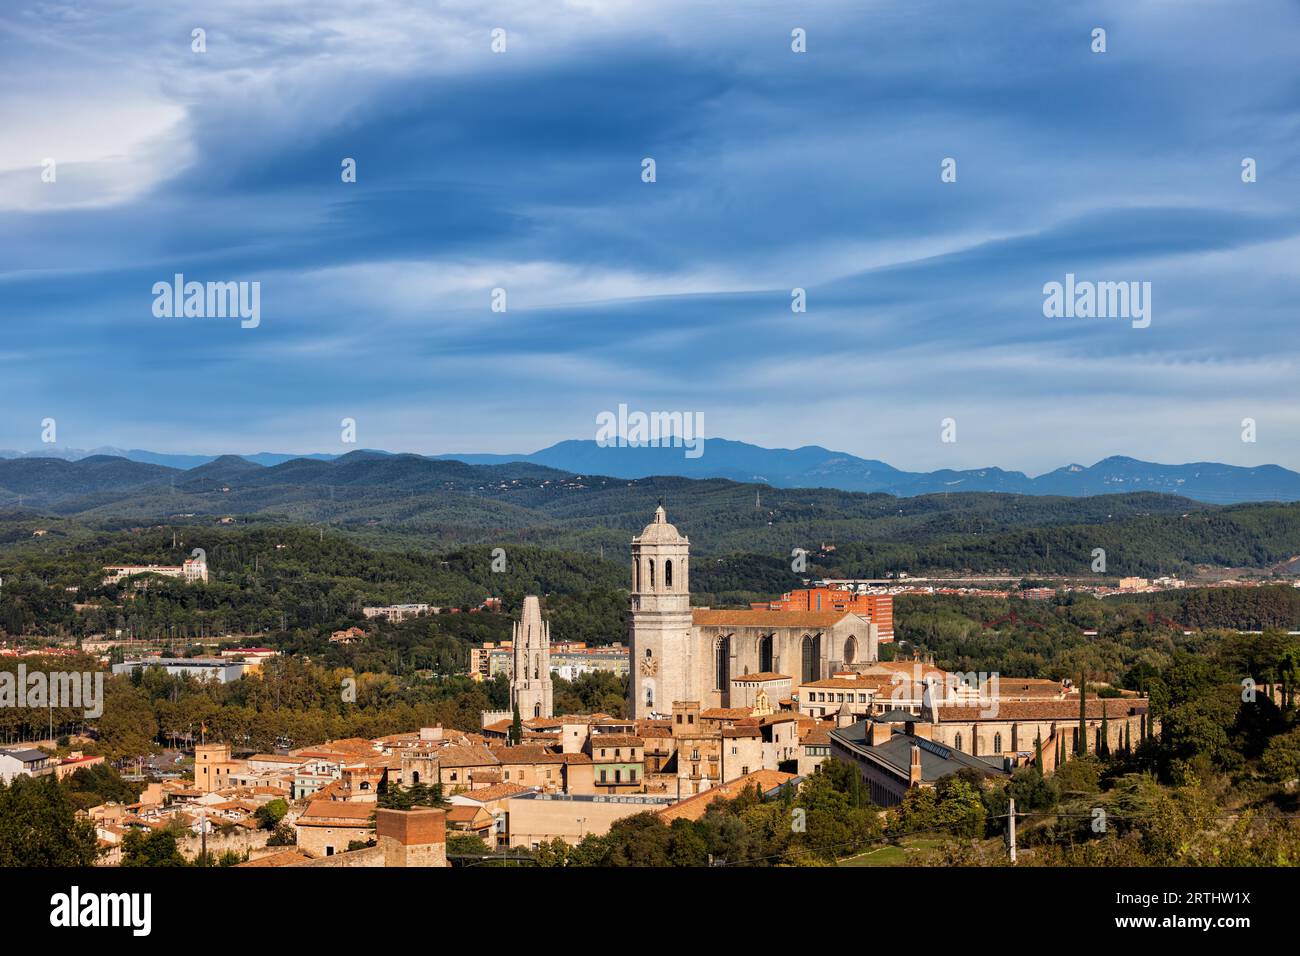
[1,0,1297,472]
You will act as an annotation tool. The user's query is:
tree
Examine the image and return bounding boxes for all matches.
[1077,670,1088,757]
[121,826,188,867]
[254,798,289,830]
[0,776,99,866]
[1260,728,1300,783]
[510,702,522,745]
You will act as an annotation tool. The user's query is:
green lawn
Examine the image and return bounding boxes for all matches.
[838,837,946,866]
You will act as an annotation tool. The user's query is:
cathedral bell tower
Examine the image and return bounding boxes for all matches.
[629,504,693,718]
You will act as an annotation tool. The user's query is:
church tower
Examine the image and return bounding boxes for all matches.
[629,504,693,718]
[511,596,553,719]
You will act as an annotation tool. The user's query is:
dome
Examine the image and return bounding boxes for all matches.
[634,504,688,544]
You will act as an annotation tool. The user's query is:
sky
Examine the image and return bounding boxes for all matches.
[0,0,1297,473]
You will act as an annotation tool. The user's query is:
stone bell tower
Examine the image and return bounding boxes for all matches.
[629,504,693,718]
[511,596,553,720]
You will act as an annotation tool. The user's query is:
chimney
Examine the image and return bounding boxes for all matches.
[870,721,892,746]
[908,744,923,787]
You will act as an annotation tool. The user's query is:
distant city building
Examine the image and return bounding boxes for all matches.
[468,641,630,681]
[102,556,208,586]
[362,604,432,622]
[1118,577,1150,591]
[111,657,246,683]
[751,587,894,642]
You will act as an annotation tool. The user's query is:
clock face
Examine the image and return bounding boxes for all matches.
[640,656,658,676]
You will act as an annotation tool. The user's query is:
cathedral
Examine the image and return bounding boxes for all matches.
[629,505,881,719]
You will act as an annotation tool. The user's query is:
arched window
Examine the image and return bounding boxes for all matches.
[411,771,421,784]
[843,636,857,665]
[954,733,963,752]
[665,559,673,589]
[993,732,1003,753]
[801,635,821,684]
[634,559,640,592]
[534,702,542,718]
[714,636,731,691]
[645,686,654,707]
[759,634,774,673]
[648,559,656,589]
[645,648,652,658]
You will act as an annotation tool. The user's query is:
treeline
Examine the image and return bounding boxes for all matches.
[90,658,629,760]
[892,591,1300,690]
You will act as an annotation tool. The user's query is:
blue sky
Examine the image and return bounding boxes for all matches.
[1,0,1297,472]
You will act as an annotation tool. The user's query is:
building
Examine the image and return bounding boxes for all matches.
[469,640,629,682]
[0,747,53,784]
[511,596,554,720]
[295,800,378,858]
[193,743,243,793]
[629,505,882,719]
[752,587,893,642]
[590,735,643,792]
[102,556,207,586]
[330,627,367,644]
[54,752,105,781]
[362,604,431,622]
[111,658,245,684]
[503,791,676,849]
[829,717,1009,807]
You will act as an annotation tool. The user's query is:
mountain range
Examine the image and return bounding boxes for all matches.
[2,439,1297,505]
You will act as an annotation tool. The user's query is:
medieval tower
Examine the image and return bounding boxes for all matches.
[512,595,554,719]
[629,505,694,718]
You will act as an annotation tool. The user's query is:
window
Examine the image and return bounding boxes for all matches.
[801,634,821,683]
[649,560,655,588]
[993,733,1003,752]
[600,770,607,782]
[665,559,673,588]
[954,733,963,752]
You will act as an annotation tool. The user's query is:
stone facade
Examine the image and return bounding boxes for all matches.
[628,505,880,718]
[512,596,554,720]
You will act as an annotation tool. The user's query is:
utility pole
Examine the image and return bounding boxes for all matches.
[1007,797,1017,864]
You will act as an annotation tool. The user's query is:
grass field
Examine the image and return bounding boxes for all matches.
[837,836,947,866]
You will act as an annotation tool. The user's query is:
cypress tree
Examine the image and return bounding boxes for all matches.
[1077,671,1088,757]
[510,702,522,745]
[1034,734,1044,774]
[1100,705,1110,757]
[1124,722,1131,754]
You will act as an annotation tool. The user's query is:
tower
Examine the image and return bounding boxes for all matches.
[511,596,553,720]
[629,504,693,718]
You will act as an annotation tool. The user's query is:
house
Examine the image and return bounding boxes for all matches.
[0,747,54,784]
